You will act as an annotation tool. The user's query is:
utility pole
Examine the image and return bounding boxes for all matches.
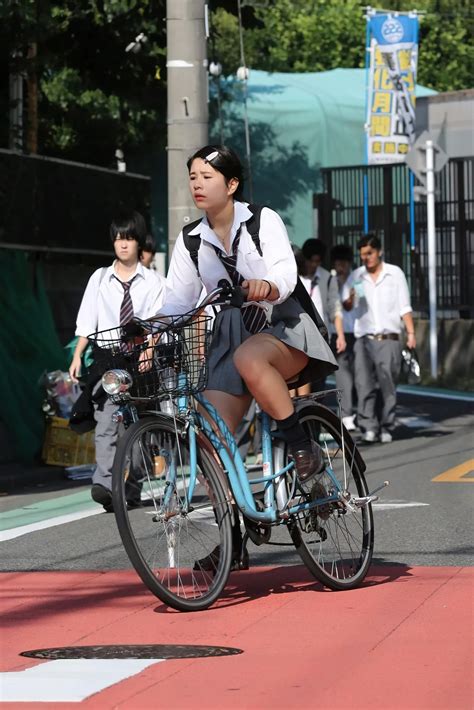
[166,0,208,255]
[9,51,23,151]
[425,139,437,379]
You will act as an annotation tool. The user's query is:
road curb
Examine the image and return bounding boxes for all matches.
[0,463,69,493]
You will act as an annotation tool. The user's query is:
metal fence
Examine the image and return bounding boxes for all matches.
[315,157,474,317]
[0,149,151,256]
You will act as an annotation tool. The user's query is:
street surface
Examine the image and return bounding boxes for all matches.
[0,388,473,708]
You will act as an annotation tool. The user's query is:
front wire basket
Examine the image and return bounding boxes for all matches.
[88,313,213,399]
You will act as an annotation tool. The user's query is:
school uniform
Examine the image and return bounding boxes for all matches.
[343,262,412,435]
[163,201,337,394]
[334,273,357,420]
[75,261,166,491]
[303,266,341,328]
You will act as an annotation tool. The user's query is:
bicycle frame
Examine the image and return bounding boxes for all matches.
[171,391,344,525]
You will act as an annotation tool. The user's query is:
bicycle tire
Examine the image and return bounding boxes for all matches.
[112,415,233,611]
[287,403,374,590]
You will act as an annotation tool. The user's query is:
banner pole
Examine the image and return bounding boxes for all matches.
[409,170,416,248]
[363,7,373,234]
[409,10,420,252]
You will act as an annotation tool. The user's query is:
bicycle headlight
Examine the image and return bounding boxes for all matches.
[101,369,133,395]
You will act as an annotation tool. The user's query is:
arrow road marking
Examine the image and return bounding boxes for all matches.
[432,459,474,483]
[0,658,165,703]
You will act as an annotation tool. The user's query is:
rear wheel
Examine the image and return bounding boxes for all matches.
[287,404,374,590]
[112,415,233,611]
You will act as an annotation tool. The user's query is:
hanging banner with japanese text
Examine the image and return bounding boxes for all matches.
[366,13,419,164]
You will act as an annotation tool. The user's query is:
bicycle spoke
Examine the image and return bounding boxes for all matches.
[112,417,232,611]
[287,404,374,590]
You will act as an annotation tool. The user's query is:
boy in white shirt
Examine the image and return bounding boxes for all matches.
[69,211,166,511]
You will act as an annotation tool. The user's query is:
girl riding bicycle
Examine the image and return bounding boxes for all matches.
[160,145,338,565]
[163,145,337,471]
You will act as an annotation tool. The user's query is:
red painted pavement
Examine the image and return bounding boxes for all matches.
[1,565,472,709]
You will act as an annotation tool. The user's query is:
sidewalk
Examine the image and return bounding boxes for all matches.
[0,462,84,494]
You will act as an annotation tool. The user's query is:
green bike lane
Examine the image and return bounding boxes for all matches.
[0,488,101,542]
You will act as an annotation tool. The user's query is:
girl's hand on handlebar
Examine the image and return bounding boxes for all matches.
[241,278,274,302]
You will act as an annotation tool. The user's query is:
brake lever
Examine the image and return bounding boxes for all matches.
[216,279,247,307]
[229,287,246,307]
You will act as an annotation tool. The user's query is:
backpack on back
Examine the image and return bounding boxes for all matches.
[182,204,328,341]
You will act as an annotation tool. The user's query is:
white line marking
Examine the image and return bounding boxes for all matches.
[0,508,103,542]
[0,658,164,702]
[373,501,430,510]
[1,478,192,542]
[397,416,433,429]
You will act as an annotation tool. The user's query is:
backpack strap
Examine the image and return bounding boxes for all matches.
[245,204,263,256]
[182,218,204,277]
[182,206,264,275]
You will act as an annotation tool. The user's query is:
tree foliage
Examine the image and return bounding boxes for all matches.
[0,0,471,168]
[0,0,167,168]
[211,0,474,92]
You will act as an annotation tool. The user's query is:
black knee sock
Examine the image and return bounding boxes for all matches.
[276,411,311,452]
[232,505,242,551]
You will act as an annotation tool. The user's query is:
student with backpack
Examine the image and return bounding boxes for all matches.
[69,210,166,511]
[156,145,337,569]
[162,146,337,466]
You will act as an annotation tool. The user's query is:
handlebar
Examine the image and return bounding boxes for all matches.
[131,280,247,336]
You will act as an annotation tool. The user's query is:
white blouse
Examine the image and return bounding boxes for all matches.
[162,201,297,316]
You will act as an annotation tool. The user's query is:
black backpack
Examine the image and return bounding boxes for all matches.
[182,204,328,342]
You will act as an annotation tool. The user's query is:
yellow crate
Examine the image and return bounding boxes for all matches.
[42,416,96,467]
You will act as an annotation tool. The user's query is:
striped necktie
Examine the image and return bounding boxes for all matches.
[214,227,267,335]
[117,275,137,325]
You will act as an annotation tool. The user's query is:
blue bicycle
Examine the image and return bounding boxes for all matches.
[93,283,383,611]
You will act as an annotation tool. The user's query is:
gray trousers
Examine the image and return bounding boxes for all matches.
[354,337,401,434]
[92,383,121,491]
[334,333,356,418]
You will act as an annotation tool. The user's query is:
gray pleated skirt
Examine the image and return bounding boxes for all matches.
[206,297,338,396]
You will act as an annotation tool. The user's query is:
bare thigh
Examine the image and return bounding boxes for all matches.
[235,333,309,382]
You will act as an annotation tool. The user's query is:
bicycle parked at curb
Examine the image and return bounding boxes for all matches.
[89,282,388,612]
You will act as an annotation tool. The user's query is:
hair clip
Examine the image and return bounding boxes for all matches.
[205,150,219,163]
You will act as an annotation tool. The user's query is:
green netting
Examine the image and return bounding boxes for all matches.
[0,251,68,461]
[212,68,436,243]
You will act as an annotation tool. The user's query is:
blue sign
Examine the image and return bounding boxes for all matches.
[370,14,418,46]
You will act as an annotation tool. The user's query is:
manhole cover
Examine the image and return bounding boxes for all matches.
[21,644,243,660]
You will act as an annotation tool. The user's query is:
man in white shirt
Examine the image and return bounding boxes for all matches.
[343,233,416,443]
[331,244,357,430]
[69,211,166,510]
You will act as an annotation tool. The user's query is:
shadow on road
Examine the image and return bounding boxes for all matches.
[153,563,413,614]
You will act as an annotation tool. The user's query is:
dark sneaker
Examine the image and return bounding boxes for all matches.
[126,497,143,510]
[193,545,249,572]
[91,483,113,513]
[290,442,325,483]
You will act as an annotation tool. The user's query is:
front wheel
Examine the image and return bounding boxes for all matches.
[287,404,374,590]
[112,415,233,611]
